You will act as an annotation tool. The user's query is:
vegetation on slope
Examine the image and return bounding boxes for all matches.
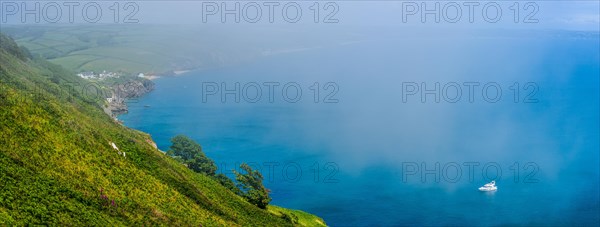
[0,33,325,226]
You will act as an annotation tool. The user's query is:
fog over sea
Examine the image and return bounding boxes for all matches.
[120,31,599,226]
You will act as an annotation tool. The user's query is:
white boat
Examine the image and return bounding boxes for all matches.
[478,180,497,191]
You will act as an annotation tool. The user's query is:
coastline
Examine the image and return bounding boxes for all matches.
[104,68,194,119]
[143,69,192,81]
[174,70,191,75]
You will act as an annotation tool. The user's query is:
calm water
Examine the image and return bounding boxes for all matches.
[120,32,599,226]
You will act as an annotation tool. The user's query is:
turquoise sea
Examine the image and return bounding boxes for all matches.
[120,31,599,226]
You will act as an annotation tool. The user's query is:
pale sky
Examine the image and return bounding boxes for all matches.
[0,1,598,31]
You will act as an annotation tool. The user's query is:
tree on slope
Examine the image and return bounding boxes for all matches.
[234,163,271,209]
[167,135,216,176]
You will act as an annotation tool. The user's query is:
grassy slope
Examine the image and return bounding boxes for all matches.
[269,206,327,227]
[0,34,324,226]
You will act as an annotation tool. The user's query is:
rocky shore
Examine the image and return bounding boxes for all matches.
[103,79,155,119]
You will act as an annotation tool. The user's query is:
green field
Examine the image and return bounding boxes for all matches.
[5,25,200,75]
[3,24,354,76]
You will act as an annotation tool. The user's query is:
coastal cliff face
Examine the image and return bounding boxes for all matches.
[117,79,155,99]
[104,79,155,118]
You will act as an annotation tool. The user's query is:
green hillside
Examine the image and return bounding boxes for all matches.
[0,33,325,226]
[2,25,356,76]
